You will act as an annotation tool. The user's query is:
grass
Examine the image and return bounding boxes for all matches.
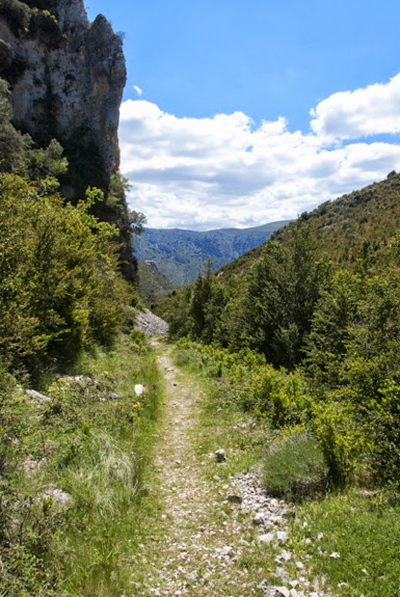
[0,332,164,597]
[7,335,398,596]
[172,344,267,478]
[263,430,328,500]
[290,489,400,597]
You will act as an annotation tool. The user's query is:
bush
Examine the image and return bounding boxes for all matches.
[313,401,362,489]
[0,174,132,376]
[263,430,328,500]
[29,9,63,48]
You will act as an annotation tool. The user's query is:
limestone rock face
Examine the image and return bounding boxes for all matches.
[0,0,136,281]
[0,0,126,191]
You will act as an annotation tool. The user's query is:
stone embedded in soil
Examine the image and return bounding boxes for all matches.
[227,494,243,504]
[215,448,227,462]
[259,532,275,544]
[135,384,145,396]
[262,586,291,597]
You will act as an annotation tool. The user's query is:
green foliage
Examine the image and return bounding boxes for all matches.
[237,224,332,367]
[129,208,147,236]
[312,401,363,489]
[161,171,400,492]
[188,259,214,339]
[159,286,192,339]
[28,8,63,47]
[106,172,131,210]
[304,269,364,387]
[263,430,328,500]
[23,138,68,179]
[0,79,70,181]
[0,174,131,375]
[0,78,27,172]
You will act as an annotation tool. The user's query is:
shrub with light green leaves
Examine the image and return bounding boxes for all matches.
[0,174,132,376]
[263,430,328,500]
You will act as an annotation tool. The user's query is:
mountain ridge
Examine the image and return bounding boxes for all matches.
[135,219,292,286]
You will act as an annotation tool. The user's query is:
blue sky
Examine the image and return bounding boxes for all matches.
[88,1,400,230]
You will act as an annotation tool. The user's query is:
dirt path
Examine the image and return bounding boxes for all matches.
[130,345,333,597]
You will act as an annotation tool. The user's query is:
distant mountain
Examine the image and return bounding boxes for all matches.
[135,220,292,286]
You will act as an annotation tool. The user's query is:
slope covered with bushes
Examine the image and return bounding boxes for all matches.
[158,174,400,494]
[214,171,400,286]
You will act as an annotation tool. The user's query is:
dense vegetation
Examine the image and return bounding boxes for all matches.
[214,171,400,285]
[2,6,400,591]
[158,173,400,495]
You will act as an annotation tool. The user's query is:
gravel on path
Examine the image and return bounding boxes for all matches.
[130,347,335,597]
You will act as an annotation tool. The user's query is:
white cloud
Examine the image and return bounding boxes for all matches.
[119,76,400,230]
[310,74,400,141]
[133,85,143,96]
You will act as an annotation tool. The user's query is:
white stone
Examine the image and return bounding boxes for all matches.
[276,531,289,543]
[215,449,227,462]
[274,588,290,597]
[134,384,144,396]
[26,389,51,403]
[258,532,275,544]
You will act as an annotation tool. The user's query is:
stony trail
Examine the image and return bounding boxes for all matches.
[131,345,334,597]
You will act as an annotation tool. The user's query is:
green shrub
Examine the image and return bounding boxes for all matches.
[29,8,62,47]
[263,430,328,500]
[313,401,362,489]
[0,174,132,376]
[243,365,312,425]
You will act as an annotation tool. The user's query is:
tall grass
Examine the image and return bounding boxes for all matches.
[0,333,163,596]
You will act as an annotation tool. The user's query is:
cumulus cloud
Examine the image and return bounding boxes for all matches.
[119,76,400,230]
[310,74,400,141]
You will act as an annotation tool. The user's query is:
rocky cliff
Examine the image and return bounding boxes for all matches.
[0,0,136,280]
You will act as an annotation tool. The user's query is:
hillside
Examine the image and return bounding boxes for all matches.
[138,259,174,305]
[135,220,291,286]
[215,171,400,286]
[157,170,400,351]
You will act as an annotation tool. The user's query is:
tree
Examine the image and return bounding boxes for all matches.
[129,209,147,237]
[304,269,364,387]
[239,223,331,368]
[0,78,26,172]
[0,174,131,376]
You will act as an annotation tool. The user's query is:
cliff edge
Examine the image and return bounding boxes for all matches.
[0,0,136,280]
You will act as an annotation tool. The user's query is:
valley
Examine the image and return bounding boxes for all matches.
[136,220,291,288]
[1,2,400,596]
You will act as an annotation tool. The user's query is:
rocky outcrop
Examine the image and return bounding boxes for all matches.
[135,309,169,337]
[0,0,125,189]
[0,0,136,280]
